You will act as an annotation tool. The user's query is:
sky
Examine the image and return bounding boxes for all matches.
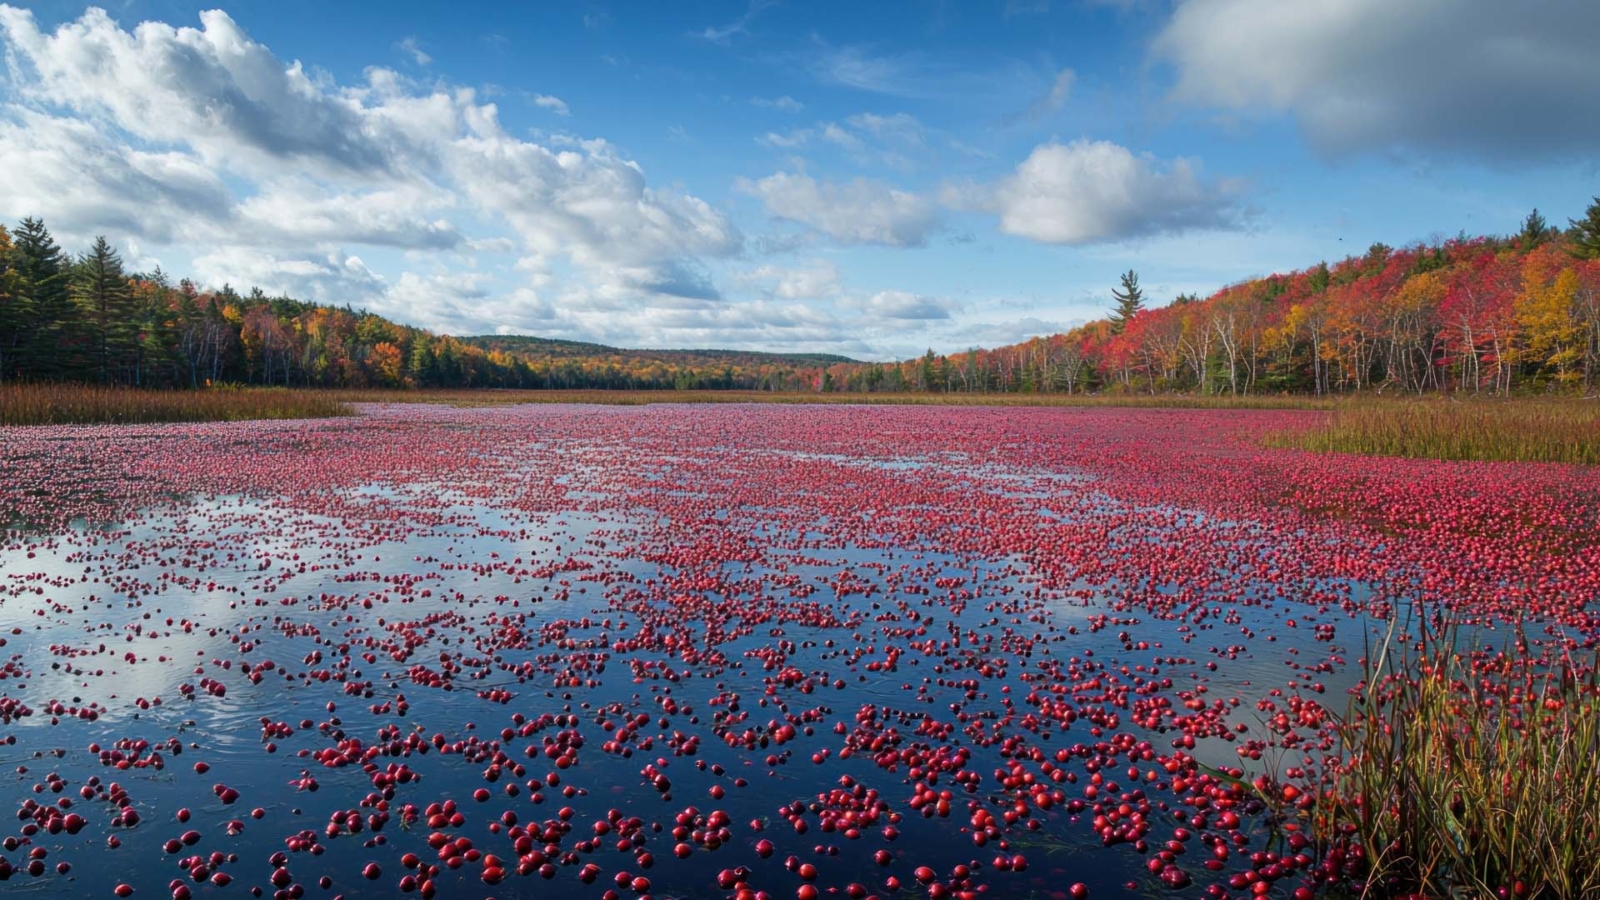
[1,1,1597,360]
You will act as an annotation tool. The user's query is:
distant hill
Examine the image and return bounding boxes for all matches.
[459,335,859,368]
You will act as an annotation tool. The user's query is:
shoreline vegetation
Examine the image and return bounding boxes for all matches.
[1303,619,1600,900]
[3,207,1600,401]
[2,383,1597,465]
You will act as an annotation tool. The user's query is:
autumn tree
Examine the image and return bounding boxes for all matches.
[1516,249,1583,384]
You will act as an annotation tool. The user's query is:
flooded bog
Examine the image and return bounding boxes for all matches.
[1,403,1596,899]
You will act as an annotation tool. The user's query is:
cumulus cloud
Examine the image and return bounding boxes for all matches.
[737,261,842,301]
[0,5,747,340]
[190,247,388,305]
[945,139,1241,245]
[0,7,415,179]
[848,290,957,320]
[451,133,739,269]
[1151,0,1600,160]
[0,107,231,245]
[235,181,463,250]
[737,172,939,247]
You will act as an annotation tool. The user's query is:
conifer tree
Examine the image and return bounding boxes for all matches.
[1520,208,1551,248]
[0,225,30,382]
[1569,197,1600,260]
[72,236,137,384]
[1108,270,1144,335]
[12,217,75,378]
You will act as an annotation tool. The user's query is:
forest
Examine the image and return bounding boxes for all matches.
[3,201,1600,396]
[0,218,834,392]
[832,203,1600,396]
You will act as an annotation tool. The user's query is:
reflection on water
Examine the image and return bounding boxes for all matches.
[0,438,1396,900]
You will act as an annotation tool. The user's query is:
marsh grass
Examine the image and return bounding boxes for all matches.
[1265,398,1600,465]
[0,384,351,426]
[331,388,1332,410]
[1318,619,1600,899]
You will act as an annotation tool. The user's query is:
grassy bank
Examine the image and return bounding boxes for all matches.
[7,384,1599,470]
[331,388,1333,410]
[0,384,351,426]
[1264,397,1600,465]
[1311,623,1600,899]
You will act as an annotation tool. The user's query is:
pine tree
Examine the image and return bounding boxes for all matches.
[1520,208,1551,248]
[1307,261,1331,294]
[12,217,75,378]
[1108,269,1144,335]
[133,269,180,387]
[0,225,31,382]
[1568,197,1600,261]
[72,236,137,384]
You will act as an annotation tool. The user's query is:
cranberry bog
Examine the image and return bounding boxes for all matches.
[1,402,1596,900]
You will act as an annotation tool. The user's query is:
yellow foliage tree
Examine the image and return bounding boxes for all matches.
[1516,259,1582,383]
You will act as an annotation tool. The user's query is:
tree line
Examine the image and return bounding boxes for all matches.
[0,218,822,391]
[825,202,1600,396]
[5,201,1600,397]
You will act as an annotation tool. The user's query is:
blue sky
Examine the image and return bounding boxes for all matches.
[2,1,1598,359]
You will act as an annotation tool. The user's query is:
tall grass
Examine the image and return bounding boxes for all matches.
[0,384,351,426]
[1266,398,1600,465]
[330,388,1332,410]
[1317,620,1600,899]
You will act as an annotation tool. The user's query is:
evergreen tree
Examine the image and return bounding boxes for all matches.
[72,236,137,384]
[0,225,30,382]
[1108,269,1144,335]
[407,339,436,387]
[1520,208,1551,248]
[918,349,936,391]
[1307,261,1331,294]
[1568,197,1600,261]
[12,217,75,378]
[133,272,180,386]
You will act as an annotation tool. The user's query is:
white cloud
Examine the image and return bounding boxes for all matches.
[235,181,463,250]
[190,247,388,306]
[1152,0,1600,160]
[532,94,570,116]
[0,107,230,246]
[396,36,430,66]
[849,290,958,320]
[738,261,842,301]
[451,132,739,273]
[737,172,939,247]
[0,7,417,179]
[0,5,750,340]
[945,139,1241,245]
[757,129,812,149]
